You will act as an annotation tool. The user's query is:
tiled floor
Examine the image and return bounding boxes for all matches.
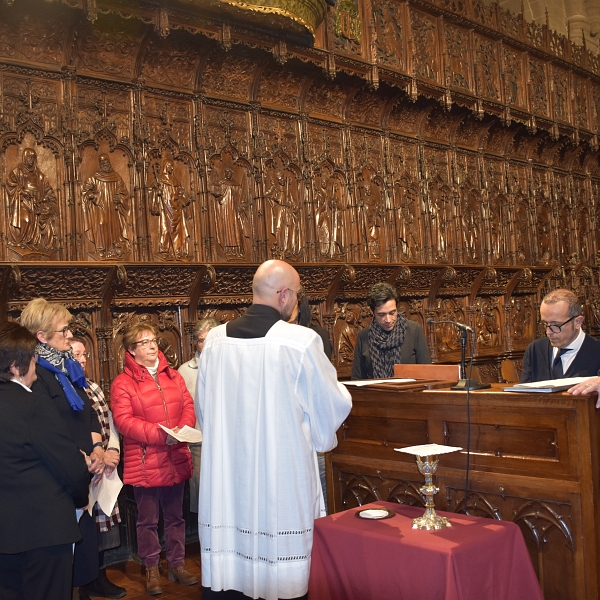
[104,542,202,599]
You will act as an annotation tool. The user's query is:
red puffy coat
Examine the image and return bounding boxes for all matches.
[111,351,195,488]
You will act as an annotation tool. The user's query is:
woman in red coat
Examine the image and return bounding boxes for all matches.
[111,323,198,595]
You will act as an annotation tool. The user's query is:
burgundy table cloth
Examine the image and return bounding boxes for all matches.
[308,501,544,600]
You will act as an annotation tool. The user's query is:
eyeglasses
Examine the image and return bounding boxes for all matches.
[542,316,576,333]
[54,326,72,336]
[72,351,90,359]
[276,287,301,297]
[133,337,158,348]
[196,337,207,345]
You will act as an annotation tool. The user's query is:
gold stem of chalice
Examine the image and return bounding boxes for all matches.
[412,454,452,530]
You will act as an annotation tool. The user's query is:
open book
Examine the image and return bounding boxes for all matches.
[504,376,594,393]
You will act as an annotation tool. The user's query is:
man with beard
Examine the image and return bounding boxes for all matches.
[7,147,58,251]
[82,154,131,258]
[196,259,352,600]
[352,282,431,380]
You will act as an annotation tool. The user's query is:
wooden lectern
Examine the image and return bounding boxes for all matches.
[394,363,460,380]
[328,382,600,600]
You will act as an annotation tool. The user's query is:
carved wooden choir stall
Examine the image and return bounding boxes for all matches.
[0,0,599,595]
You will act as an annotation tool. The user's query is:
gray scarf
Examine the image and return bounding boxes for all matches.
[368,315,407,378]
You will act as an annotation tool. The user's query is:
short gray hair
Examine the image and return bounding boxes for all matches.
[193,317,220,339]
[542,289,583,318]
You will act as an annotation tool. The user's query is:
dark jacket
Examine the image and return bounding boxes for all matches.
[0,381,89,553]
[352,320,431,380]
[520,334,600,383]
[32,363,101,455]
[111,351,195,488]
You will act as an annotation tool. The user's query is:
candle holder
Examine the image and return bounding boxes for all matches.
[395,443,462,530]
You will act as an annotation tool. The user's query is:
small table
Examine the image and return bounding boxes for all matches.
[308,501,544,600]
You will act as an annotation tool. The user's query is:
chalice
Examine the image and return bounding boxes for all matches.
[395,443,462,530]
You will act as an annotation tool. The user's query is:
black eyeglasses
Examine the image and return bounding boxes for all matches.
[542,316,576,333]
[54,326,71,336]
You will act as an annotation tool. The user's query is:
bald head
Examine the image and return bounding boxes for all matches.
[253,260,301,320]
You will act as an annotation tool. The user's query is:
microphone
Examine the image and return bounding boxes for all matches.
[426,318,474,334]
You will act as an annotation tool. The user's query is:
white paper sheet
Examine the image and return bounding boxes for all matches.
[159,423,203,443]
[88,469,123,517]
[508,376,593,389]
[394,443,462,456]
[343,378,416,387]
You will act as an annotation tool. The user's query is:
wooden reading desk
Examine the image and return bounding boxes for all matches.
[327,381,600,600]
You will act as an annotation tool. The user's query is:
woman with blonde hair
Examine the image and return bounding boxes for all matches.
[0,321,89,600]
[20,298,104,592]
[111,322,197,595]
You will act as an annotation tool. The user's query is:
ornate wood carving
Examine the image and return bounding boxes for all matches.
[1,0,600,385]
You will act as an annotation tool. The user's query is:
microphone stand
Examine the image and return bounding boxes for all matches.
[450,327,490,391]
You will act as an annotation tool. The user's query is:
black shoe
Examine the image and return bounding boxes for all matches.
[82,568,127,599]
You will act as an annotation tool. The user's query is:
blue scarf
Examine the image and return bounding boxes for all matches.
[37,356,88,411]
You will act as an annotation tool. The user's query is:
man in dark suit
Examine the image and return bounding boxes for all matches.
[520,289,600,383]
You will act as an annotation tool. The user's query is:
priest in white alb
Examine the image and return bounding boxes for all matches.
[196,259,352,600]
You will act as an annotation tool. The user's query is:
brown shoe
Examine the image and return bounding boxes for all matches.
[167,564,198,586]
[146,565,163,595]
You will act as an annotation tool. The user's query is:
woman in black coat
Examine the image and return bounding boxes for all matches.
[0,321,89,600]
[20,298,106,593]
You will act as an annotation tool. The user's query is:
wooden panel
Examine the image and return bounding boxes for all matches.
[328,383,600,599]
[394,363,460,379]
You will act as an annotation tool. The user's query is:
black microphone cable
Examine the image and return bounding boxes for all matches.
[463,329,476,515]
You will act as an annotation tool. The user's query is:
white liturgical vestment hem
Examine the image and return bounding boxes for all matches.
[196,320,352,600]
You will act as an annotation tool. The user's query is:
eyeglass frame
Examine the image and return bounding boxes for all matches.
[275,287,301,297]
[72,351,90,359]
[541,315,577,333]
[132,337,159,348]
[54,325,72,336]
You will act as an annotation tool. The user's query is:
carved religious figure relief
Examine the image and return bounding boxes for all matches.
[488,195,505,264]
[334,303,360,365]
[427,179,450,262]
[7,148,58,253]
[511,297,532,342]
[433,299,465,353]
[82,153,131,259]
[461,192,481,263]
[313,171,331,258]
[475,297,500,347]
[149,160,191,259]
[514,196,531,264]
[329,175,348,259]
[536,201,552,265]
[264,159,302,259]
[389,177,420,262]
[209,162,251,260]
[348,170,381,261]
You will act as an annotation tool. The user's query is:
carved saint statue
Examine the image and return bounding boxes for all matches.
[314,174,331,257]
[7,148,58,252]
[149,160,190,259]
[210,166,250,259]
[82,154,131,258]
[265,167,301,257]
